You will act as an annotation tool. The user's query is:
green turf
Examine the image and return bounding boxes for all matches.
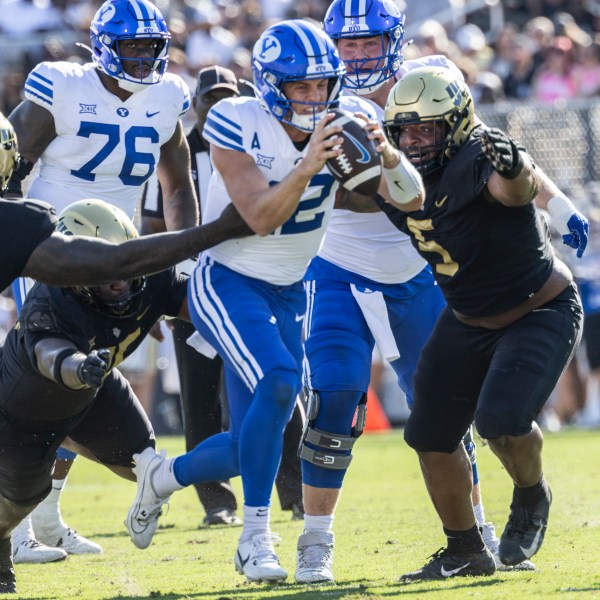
[12,429,600,599]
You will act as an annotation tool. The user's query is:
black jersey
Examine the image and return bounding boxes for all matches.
[377,135,554,317]
[0,199,57,292]
[0,267,186,421]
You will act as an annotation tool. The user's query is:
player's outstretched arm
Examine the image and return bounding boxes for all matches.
[480,127,539,207]
[23,204,252,286]
[534,168,589,259]
[359,116,424,212]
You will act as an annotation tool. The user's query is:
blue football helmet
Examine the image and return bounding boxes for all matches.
[324,0,406,95]
[252,19,345,132]
[90,0,170,93]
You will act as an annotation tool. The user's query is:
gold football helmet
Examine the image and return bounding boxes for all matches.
[57,198,139,242]
[57,199,145,317]
[383,66,475,174]
[0,111,18,192]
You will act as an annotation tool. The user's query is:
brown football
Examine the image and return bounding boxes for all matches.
[326,108,382,197]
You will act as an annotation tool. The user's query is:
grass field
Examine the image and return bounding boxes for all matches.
[12,428,600,599]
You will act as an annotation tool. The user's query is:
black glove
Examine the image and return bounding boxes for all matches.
[77,349,110,388]
[480,128,524,179]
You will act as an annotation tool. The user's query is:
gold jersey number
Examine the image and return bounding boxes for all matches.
[407,217,458,276]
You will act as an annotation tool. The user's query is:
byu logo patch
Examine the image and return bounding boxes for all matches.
[116,107,129,117]
[79,104,97,115]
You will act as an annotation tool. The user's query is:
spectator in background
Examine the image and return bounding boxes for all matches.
[454,23,493,71]
[185,2,239,73]
[525,15,556,70]
[0,0,64,36]
[573,38,600,97]
[532,35,577,103]
[417,19,453,58]
[489,22,519,81]
[503,33,538,100]
[0,68,25,116]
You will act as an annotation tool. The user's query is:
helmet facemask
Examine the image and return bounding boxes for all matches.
[84,278,147,318]
[338,28,405,95]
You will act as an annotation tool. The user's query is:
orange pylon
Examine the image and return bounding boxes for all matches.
[364,386,391,433]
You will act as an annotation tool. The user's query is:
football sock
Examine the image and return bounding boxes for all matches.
[473,502,486,527]
[241,505,270,541]
[444,524,485,553]
[31,479,66,530]
[303,514,334,533]
[513,476,551,506]
[152,457,184,497]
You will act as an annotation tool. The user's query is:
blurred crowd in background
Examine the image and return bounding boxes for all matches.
[3,0,600,116]
[1,0,599,433]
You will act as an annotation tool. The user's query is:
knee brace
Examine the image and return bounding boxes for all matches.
[298,389,366,470]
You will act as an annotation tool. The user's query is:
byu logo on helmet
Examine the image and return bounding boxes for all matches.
[259,36,282,62]
[99,4,116,21]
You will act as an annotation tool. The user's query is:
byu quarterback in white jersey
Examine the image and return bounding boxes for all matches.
[134,20,420,584]
[24,61,189,216]
[202,92,375,285]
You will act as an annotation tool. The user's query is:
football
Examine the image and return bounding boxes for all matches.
[325,108,382,196]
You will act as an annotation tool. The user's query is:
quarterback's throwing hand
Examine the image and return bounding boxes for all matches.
[480,128,523,179]
[77,349,110,388]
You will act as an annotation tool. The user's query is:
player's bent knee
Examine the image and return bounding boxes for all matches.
[256,368,299,413]
[0,495,36,538]
[404,420,458,453]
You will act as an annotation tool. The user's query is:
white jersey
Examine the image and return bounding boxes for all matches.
[24,61,190,217]
[317,93,426,284]
[202,95,374,286]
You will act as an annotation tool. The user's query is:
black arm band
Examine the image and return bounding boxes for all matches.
[53,348,77,389]
[501,141,524,180]
[5,157,35,197]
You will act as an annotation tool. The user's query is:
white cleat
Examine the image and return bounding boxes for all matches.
[481,521,536,572]
[12,537,67,564]
[125,448,170,549]
[35,526,102,555]
[234,532,288,583]
[295,530,334,583]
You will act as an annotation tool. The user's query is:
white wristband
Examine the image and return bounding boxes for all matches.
[382,152,424,207]
[547,194,575,235]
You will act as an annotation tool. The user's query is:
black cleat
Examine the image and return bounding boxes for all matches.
[400,546,496,582]
[499,487,552,566]
[202,507,242,526]
[0,538,16,594]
